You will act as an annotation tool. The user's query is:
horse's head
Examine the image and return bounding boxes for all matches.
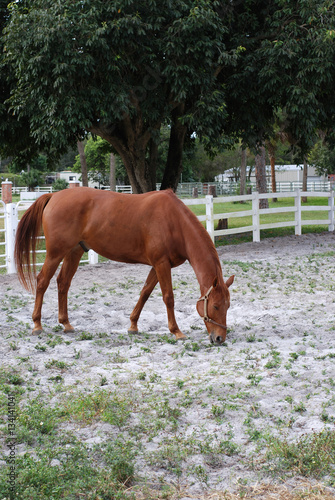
[196,275,234,345]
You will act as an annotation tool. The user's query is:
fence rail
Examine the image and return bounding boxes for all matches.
[0,190,334,273]
[183,190,335,243]
[1,180,333,197]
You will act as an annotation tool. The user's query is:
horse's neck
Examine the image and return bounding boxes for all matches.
[186,235,222,295]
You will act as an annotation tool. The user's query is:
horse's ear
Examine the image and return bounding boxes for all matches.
[225,275,235,288]
[213,276,219,288]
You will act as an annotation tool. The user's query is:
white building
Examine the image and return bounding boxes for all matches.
[215,164,326,184]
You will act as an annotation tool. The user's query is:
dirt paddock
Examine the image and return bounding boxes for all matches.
[1,232,335,498]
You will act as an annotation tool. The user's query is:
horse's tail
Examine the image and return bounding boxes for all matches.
[14,193,53,293]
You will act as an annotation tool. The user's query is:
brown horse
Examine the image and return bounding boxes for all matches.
[14,188,234,344]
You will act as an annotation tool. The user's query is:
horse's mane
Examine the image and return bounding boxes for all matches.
[167,190,222,273]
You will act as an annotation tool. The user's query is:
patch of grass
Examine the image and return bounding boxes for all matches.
[64,389,132,428]
[14,397,69,444]
[0,437,134,499]
[265,430,335,481]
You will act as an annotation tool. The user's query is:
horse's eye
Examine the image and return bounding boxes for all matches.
[213,305,219,311]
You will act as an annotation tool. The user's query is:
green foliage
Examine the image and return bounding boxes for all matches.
[309,141,335,176]
[52,178,68,191]
[20,169,44,191]
[73,136,128,185]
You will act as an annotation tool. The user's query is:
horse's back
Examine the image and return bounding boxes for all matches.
[42,188,190,265]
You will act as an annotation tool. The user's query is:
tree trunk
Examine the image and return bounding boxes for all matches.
[160,103,187,192]
[109,153,116,191]
[123,151,156,193]
[90,122,157,193]
[148,138,158,190]
[267,142,277,202]
[89,105,186,194]
[255,145,269,209]
[239,148,246,200]
[302,157,308,203]
[77,140,88,187]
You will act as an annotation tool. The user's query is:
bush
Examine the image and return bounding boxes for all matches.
[52,179,69,191]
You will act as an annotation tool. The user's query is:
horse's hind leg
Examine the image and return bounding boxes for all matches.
[128,267,158,334]
[57,245,84,332]
[32,256,63,334]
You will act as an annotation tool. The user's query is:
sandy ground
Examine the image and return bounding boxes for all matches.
[1,231,335,497]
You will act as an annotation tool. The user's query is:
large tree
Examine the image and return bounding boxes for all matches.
[3,0,235,193]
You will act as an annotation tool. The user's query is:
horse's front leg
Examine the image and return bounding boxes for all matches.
[57,245,84,332]
[155,261,187,340]
[129,267,158,334]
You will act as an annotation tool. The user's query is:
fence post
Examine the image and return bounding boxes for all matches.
[205,194,214,243]
[252,192,260,242]
[328,190,335,232]
[2,181,12,204]
[88,249,99,265]
[5,203,18,274]
[295,189,302,236]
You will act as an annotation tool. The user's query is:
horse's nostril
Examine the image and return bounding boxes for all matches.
[216,336,222,344]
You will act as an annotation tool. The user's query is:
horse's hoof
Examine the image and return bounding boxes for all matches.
[32,328,43,336]
[64,328,75,333]
[175,332,187,340]
[128,329,139,335]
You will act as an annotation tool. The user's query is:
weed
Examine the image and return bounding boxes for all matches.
[294,402,307,413]
[265,350,281,369]
[47,336,63,348]
[247,374,262,386]
[35,343,47,351]
[77,331,94,341]
[52,325,63,332]
[211,404,225,419]
[246,333,256,342]
[45,359,69,370]
[99,375,108,386]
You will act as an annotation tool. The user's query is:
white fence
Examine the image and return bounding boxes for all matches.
[0,190,334,273]
[183,190,335,244]
[3,180,333,197]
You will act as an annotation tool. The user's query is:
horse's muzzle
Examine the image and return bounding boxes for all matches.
[209,332,225,345]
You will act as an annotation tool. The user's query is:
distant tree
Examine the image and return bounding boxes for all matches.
[52,178,69,191]
[20,169,44,191]
[9,153,48,175]
[74,136,128,186]
[255,146,269,209]
[77,141,88,187]
[309,141,335,176]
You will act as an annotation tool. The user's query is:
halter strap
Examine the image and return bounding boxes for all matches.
[197,285,227,330]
